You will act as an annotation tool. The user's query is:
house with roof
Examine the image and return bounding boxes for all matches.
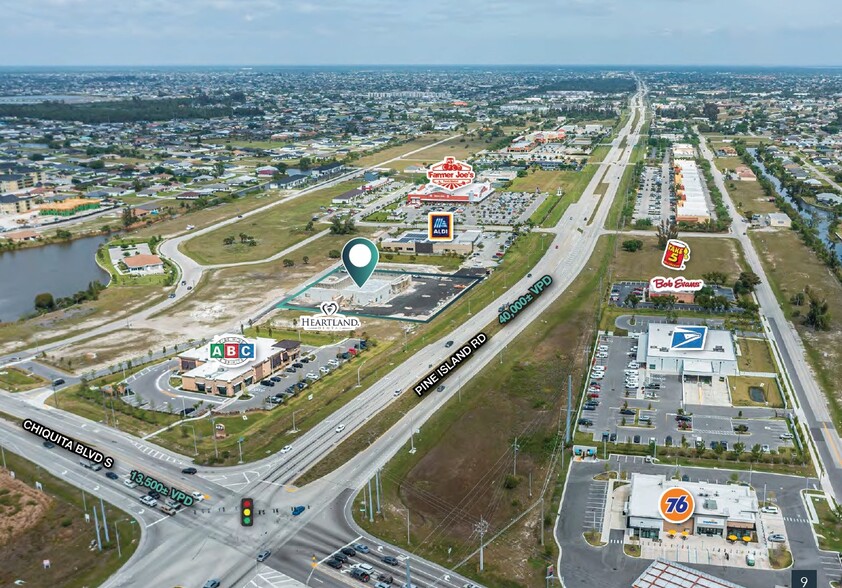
[122,254,164,275]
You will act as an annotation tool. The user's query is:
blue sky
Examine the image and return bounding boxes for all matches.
[1,0,840,66]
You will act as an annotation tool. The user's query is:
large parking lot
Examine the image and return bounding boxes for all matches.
[578,334,797,452]
[633,163,673,225]
[247,338,364,405]
[402,190,545,227]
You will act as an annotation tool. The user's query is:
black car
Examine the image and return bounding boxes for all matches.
[665,435,673,446]
[378,574,394,583]
[675,415,692,422]
[445,340,454,348]
[382,556,399,566]
[285,367,296,373]
[293,362,304,369]
[341,546,356,557]
[148,490,161,499]
[436,385,445,392]
[43,441,55,449]
[326,558,343,569]
[582,405,596,411]
[52,378,65,386]
[105,471,119,480]
[297,382,307,390]
[333,552,349,563]
[620,409,635,415]
[300,357,310,363]
[609,433,617,442]
[633,435,641,444]
[270,376,283,382]
[182,467,197,475]
[261,379,275,387]
[577,418,593,426]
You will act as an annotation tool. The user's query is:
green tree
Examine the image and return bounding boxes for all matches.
[302,256,309,264]
[656,221,678,248]
[733,442,745,459]
[622,239,643,252]
[804,286,831,330]
[328,249,341,258]
[34,292,55,311]
[750,443,762,462]
[223,236,235,246]
[283,258,294,268]
[625,293,640,308]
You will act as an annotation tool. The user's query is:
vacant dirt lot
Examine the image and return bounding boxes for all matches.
[0,471,52,545]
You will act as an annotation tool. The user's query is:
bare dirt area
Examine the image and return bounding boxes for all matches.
[0,471,52,545]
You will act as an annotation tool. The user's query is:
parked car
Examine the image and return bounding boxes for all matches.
[761,505,779,515]
[578,418,593,426]
[270,376,283,382]
[261,379,275,387]
[768,533,785,543]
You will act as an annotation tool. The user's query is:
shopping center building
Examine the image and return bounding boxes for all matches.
[177,335,301,396]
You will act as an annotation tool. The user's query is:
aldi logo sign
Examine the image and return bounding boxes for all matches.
[428,212,454,241]
[209,336,255,367]
[670,326,708,350]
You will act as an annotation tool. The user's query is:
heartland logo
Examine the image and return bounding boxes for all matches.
[670,326,708,350]
[649,276,705,293]
[209,336,255,367]
[428,212,454,241]
[300,301,362,332]
[426,157,475,191]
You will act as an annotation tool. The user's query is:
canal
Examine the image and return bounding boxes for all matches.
[747,148,842,262]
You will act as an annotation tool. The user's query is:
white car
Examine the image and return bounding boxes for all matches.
[761,505,779,515]
[335,424,346,434]
[393,390,402,397]
[319,366,330,374]
[592,373,604,380]
[123,479,138,489]
[140,495,157,507]
[281,445,292,454]
[191,491,205,502]
[306,372,319,381]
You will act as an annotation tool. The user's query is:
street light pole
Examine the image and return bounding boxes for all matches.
[292,409,301,433]
[210,417,219,459]
[357,360,367,387]
[237,437,244,464]
[185,424,198,456]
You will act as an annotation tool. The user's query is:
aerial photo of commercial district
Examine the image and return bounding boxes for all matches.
[2,2,842,588]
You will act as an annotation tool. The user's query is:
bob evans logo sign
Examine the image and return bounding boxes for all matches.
[426,157,475,191]
[649,276,705,293]
[300,302,362,331]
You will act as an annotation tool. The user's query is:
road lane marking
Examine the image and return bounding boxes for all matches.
[822,422,842,468]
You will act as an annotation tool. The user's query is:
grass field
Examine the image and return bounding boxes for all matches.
[352,134,452,169]
[750,229,842,427]
[812,494,842,552]
[736,338,776,373]
[180,181,362,265]
[0,367,46,392]
[379,252,465,270]
[0,284,165,354]
[609,235,747,282]
[729,376,783,408]
[350,236,613,588]
[0,451,141,588]
[127,190,282,240]
[713,155,778,216]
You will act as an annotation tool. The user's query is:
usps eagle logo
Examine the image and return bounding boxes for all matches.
[426,157,475,191]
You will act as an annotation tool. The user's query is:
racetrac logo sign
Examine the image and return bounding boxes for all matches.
[300,301,362,332]
[649,276,705,293]
[670,326,708,350]
[210,336,255,367]
[426,157,475,191]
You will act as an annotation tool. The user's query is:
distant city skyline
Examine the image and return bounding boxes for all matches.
[1,0,841,67]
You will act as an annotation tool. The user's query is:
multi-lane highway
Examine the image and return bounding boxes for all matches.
[0,86,648,588]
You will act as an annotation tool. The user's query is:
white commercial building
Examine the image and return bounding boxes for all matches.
[298,270,412,307]
[673,159,711,223]
[636,323,738,377]
[627,473,759,540]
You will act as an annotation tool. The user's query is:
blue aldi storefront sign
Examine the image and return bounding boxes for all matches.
[670,326,708,350]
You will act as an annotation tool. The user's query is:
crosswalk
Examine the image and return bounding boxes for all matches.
[243,568,303,588]
[608,538,623,544]
[820,553,842,579]
[129,440,186,465]
[782,516,810,524]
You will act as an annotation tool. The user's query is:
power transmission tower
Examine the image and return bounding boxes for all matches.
[475,517,490,571]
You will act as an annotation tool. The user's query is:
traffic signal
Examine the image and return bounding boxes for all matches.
[241,497,254,526]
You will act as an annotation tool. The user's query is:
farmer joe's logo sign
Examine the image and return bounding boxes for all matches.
[661,239,691,271]
[427,157,475,191]
[300,301,362,332]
